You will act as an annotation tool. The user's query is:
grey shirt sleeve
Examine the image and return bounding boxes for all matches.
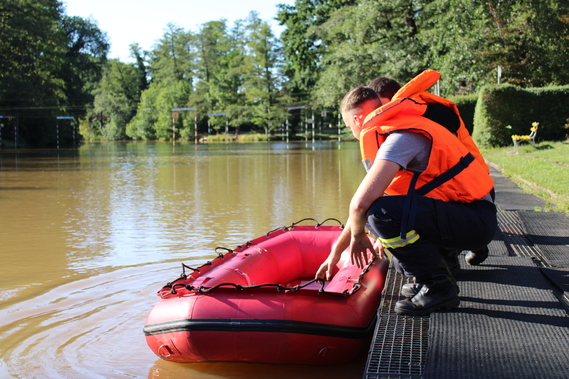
[375,131,431,173]
[373,131,493,202]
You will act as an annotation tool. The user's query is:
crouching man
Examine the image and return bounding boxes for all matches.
[315,86,496,316]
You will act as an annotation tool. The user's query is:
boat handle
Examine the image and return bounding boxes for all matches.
[158,344,173,358]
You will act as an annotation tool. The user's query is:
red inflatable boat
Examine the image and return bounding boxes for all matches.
[143,219,389,366]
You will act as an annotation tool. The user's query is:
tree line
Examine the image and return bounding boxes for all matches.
[1,0,568,146]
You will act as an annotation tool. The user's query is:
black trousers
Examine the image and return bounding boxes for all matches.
[366,195,497,278]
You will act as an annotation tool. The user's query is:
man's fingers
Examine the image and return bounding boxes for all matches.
[351,250,373,269]
[315,264,327,280]
[359,250,370,268]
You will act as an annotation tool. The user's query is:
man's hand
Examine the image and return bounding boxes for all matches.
[374,239,386,259]
[350,233,375,268]
[315,253,341,281]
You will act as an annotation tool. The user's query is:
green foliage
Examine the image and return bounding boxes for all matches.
[242,12,287,133]
[60,15,109,109]
[129,43,149,92]
[417,0,569,95]
[1,5,109,111]
[207,131,277,142]
[126,81,192,140]
[475,0,569,88]
[280,0,569,105]
[449,94,478,134]
[0,0,109,147]
[474,85,531,148]
[276,0,354,101]
[524,86,569,141]
[473,84,569,147]
[196,20,231,84]
[311,0,427,107]
[128,12,287,139]
[150,23,195,85]
[126,85,157,140]
[3,0,568,145]
[191,19,245,132]
[0,0,67,111]
[78,117,96,141]
[237,133,270,142]
[91,60,141,140]
[418,0,490,95]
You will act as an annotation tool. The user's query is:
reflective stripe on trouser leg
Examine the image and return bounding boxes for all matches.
[378,230,420,249]
[366,195,441,278]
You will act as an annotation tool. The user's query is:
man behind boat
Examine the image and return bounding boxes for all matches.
[369,72,493,277]
[315,70,497,316]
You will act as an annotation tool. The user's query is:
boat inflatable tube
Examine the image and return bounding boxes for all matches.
[143,220,389,366]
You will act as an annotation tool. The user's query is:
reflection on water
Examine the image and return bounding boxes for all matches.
[0,141,366,378]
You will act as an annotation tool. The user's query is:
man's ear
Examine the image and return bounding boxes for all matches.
[352,113,358,124]
[353,113,364,128]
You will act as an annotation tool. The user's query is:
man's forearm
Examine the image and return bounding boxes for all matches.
[331,218,353,255]
[348,203,368,238]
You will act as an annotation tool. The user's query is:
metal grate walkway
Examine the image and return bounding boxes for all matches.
[363,208,569,378]
[364,267,429,379]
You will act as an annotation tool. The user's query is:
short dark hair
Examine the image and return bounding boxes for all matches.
[368,77,401,100]
[340,86,380,114]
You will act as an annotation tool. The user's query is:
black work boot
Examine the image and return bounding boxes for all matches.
[401,281,423,298]
[465,246,489,265]
[395,263,460,316]
[401,278,461,298]
[400,257,459,298]
[444,249,461,277]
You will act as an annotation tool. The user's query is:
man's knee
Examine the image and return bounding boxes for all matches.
[366,196,406,236]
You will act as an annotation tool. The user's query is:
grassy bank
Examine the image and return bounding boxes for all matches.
[483,140,569,213]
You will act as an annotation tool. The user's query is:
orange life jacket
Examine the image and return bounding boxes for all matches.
[359,97,494,203]
[390,69,489,172]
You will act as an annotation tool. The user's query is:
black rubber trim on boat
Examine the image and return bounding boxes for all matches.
[143,315,377,339]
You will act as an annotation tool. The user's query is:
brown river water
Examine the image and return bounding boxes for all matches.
[0,141,369,378]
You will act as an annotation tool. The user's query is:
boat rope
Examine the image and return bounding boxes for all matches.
[157,218,362,299]
[162,277,351,298]
[264,218,344,237]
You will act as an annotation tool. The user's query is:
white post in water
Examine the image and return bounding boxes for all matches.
[285,105,307,142]
[194,112,198,144]
[56,116,74,149]
[338,112,341,142]
[311,110,315,143]
[171,112,178,146]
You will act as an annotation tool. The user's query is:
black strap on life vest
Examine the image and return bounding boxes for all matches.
[416,153,475,196]
[399,153,475,239]
[400,172,420,239]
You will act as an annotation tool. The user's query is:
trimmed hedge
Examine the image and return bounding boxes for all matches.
[472,84,569,148]
[449,94,478,135]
